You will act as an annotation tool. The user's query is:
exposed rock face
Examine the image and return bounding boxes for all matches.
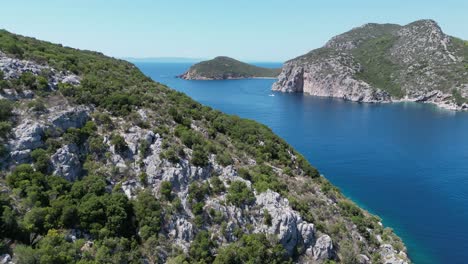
[9,121,44,163]
[379,244,409,264]
[256,190,316,255]
[7,105,90,166]
[273,52,391,102]
[312,235,334,260]
[0,51,81,89]
[273,19,468,110]
[0,254,12,264]
[51,144,82,181]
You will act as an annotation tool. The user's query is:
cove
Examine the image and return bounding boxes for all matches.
[135,62,468,264]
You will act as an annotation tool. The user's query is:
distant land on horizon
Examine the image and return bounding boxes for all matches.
[123,57,207,63]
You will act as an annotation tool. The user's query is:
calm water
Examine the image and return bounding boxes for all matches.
[135,62,468,264]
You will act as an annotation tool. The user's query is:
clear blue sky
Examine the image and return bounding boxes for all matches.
[1,0,467,62]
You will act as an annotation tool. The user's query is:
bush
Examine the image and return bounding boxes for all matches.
[191,145,208,167]
[27,99,47,112]
[133,190,162,240]
[20,72,37,89]
[216,151,233,166]
[160,147,179,164]
[264,209,272,226]
[0,99,13,121]
[214,233,289,264]
[31,148,50,173]
[0,121,12,140]
[210,176,225,194]
[110,134,128,154]
[189,231,216,263]
[226,181,255,207]
[160,181,172,201]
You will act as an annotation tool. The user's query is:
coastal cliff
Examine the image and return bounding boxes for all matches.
[273,19,468,110]
[179,56,280,80]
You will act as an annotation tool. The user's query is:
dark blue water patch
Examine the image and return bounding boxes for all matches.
[135,62,468,264]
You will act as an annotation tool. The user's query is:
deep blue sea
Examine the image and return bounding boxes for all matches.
[135,62,468,264]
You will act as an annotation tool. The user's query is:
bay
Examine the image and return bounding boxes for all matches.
[136,62,468,264]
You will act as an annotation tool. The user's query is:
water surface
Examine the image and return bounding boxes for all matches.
[136,62,468,264]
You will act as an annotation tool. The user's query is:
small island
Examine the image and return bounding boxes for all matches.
[178,56,281,80]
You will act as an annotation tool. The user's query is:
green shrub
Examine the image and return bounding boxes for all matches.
[27,99,47,112]
[160,147,179,163]
[31,148,50,173]
[189,231,216,263]
[110,134,128,154]
[160,181,172,201]
[0,121,12,140]
[191,145,208,167]
[216,151,233,166]
[214,233,289,264]
[0,99,13,121]
[210,176,225,194]
[226,181,255,207]
[264,209,272,226]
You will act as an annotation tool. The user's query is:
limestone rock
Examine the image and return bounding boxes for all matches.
[51,144,81,181]
[121,179,143,199]
[313,235,334,260]
[256,190,315,255]
[48,105,90,134]
[379,244,409,264]
[0,254,11,264]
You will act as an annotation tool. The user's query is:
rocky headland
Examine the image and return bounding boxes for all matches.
[272,19,468,111]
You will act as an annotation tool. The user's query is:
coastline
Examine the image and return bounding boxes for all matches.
[275,90,468,112]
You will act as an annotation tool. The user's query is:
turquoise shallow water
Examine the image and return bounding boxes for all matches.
[135,62,468,264]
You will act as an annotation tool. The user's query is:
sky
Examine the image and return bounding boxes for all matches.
[1,0,467,62]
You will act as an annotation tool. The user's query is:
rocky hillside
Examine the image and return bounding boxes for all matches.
[179,56,280,80]
[273,19,468,110]
[0,29,409,264]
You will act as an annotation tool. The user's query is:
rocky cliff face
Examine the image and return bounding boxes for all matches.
[0,32,410,264]
[273,19,468,110]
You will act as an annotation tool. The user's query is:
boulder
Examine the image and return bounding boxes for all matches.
[51,144,81,181]
[313,235,334,260]
[379,244,409,264]
[256,190,316,255]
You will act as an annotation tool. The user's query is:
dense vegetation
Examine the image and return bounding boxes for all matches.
[353,35,404,98]
[179,56,281,79]
[0,29,407,263]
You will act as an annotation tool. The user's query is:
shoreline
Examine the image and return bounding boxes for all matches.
[273,90,468,112]
[178,75,278,81]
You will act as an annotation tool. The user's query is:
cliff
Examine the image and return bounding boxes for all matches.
[272,19,468,110]
[179,56,280,80]
[0,30,409,264]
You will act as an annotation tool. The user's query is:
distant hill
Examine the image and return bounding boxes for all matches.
[179,56,281,80]
[123,57,206,63]
[273,19,468,110]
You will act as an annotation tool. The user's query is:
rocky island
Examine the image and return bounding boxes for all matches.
[179,56,281,80]
[0,29,409,263]
[273,19,468,111]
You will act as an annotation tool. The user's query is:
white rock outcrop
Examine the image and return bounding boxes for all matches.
[51,144,81,181]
